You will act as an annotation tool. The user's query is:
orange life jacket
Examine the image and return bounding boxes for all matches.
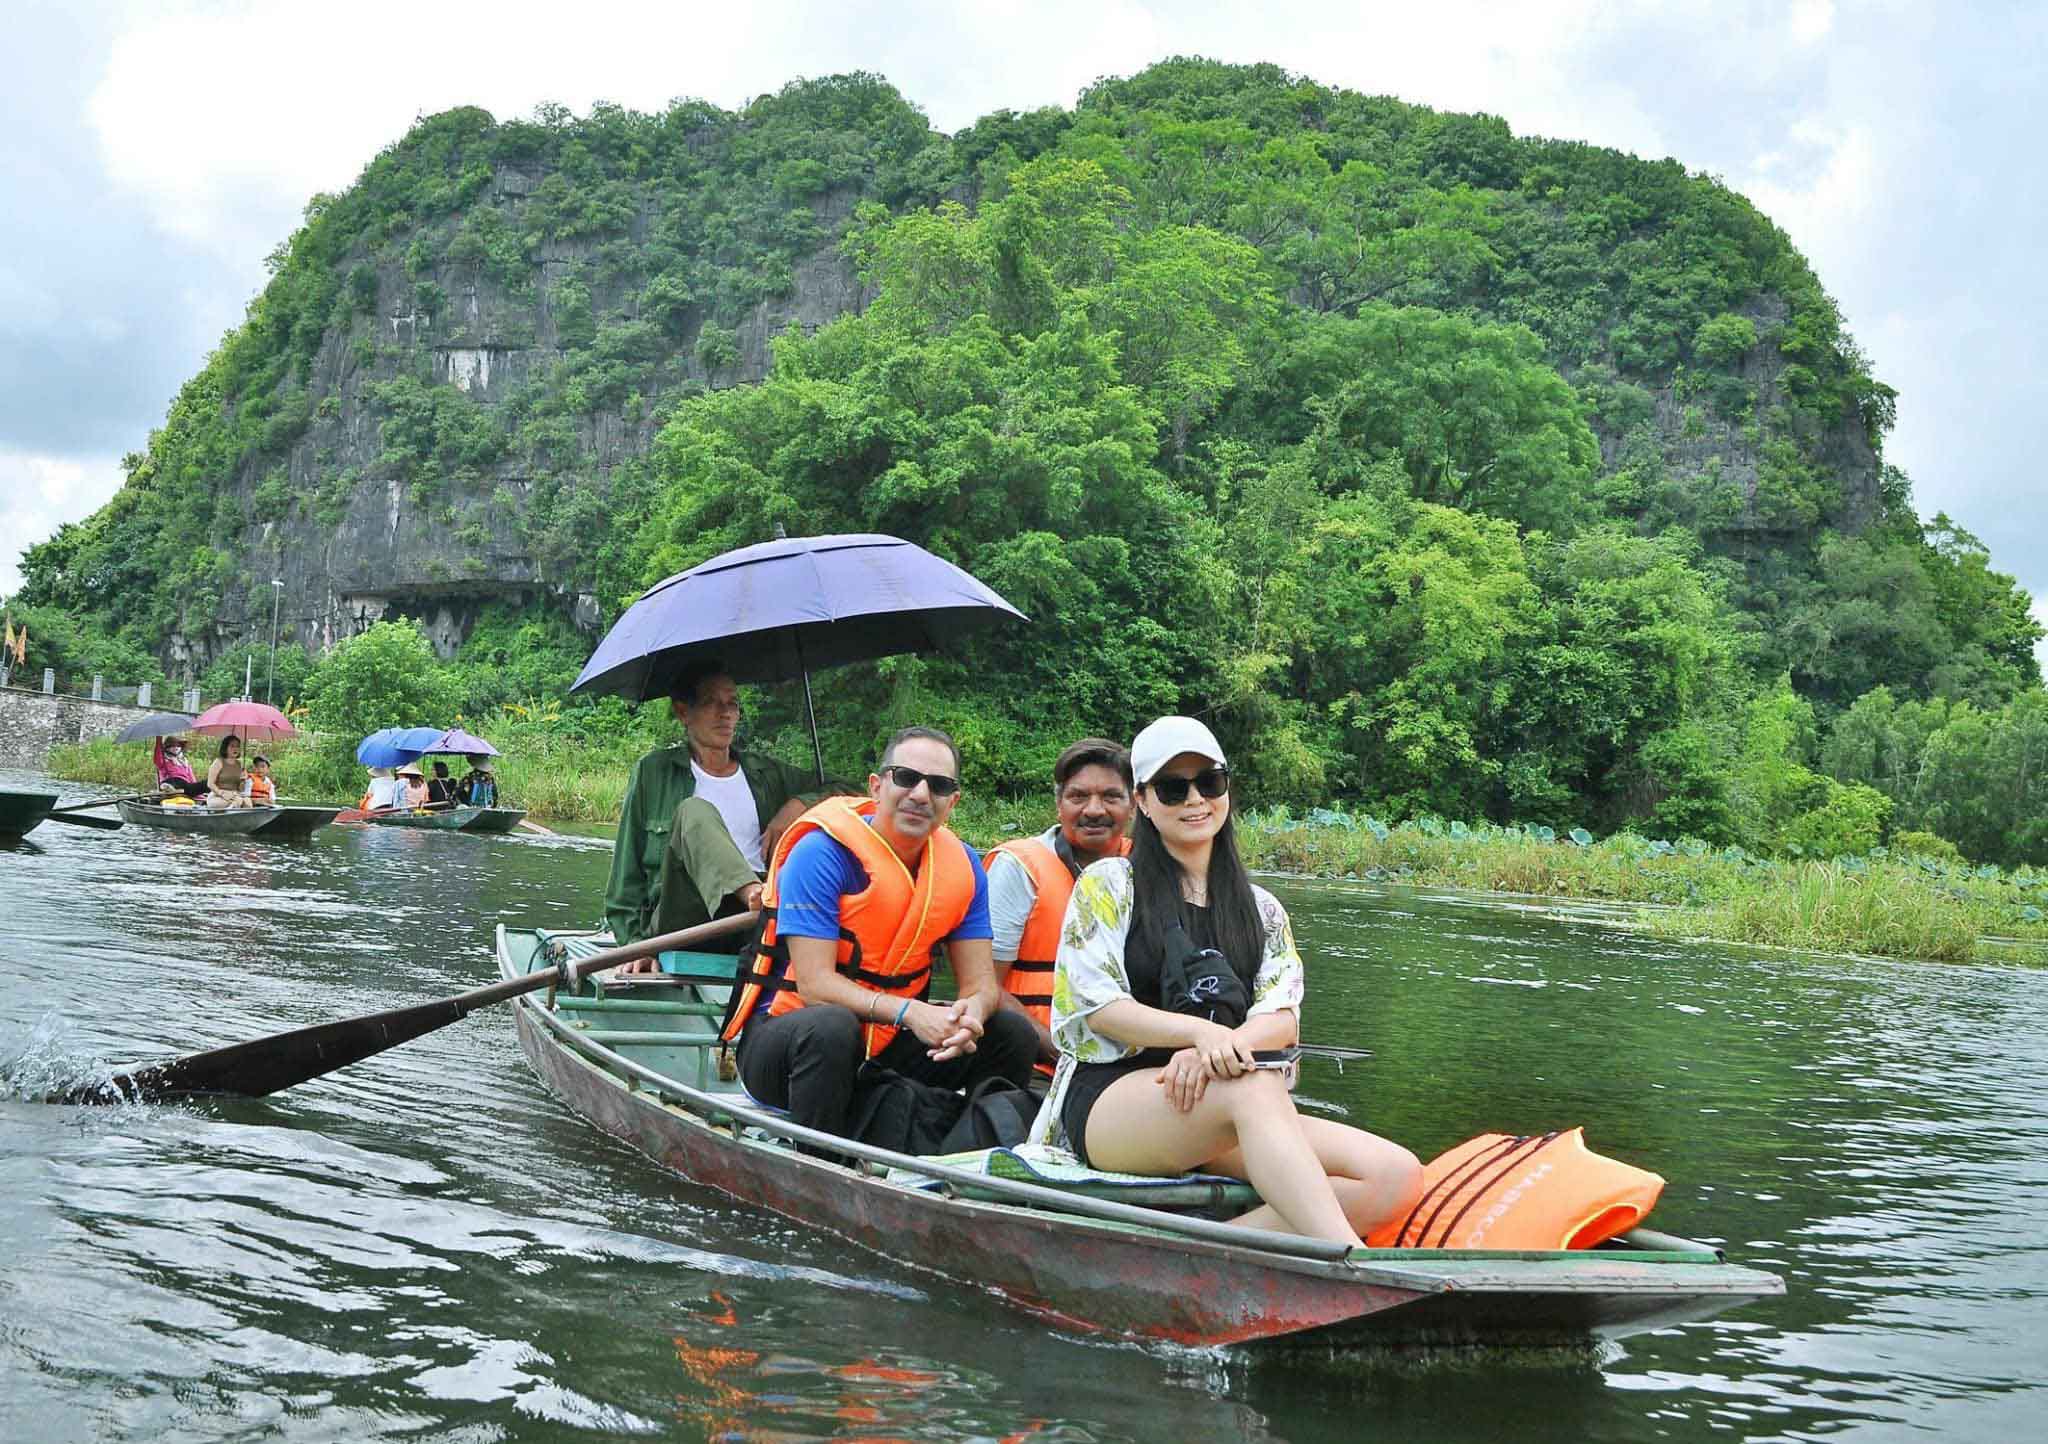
[720,797,978,1058]
[247,776,275,803]
[1366,1128,1665,1250]
[988,834,1131,1076]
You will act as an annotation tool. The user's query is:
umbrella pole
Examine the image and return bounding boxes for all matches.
[791,632,826,786]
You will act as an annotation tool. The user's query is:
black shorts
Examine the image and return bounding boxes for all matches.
[1059,1050,1173,1167]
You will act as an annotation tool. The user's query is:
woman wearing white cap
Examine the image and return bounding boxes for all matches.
[1038,715,1421,1245]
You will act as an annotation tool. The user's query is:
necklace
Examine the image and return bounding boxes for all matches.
[1183,881,1208,906]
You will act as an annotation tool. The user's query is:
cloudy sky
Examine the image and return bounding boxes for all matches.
[4,0,2043,629]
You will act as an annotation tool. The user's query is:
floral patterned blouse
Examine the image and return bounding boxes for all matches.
[1027,856,1305,1148]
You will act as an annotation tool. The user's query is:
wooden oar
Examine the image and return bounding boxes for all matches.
[516,819,555,836]
[47,792,156,814]
[59,911,759,1105]
[42,811,124,831]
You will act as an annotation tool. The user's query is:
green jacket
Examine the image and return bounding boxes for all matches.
[603,743,831,945]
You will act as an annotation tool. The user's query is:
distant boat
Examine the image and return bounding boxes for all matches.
[256,806,343,840]
[459,807,528,833]
[0,789,58,838]
[362,805,483,831]
[497,925,1786,1351]
[117,799,277,835]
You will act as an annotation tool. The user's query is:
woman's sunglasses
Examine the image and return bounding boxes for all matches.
[882,764,961,798]
[1149,767,1230,806]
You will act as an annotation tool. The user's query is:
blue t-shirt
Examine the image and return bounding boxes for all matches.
[774,824,991,943]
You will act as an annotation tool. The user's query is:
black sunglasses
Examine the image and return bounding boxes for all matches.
[882,764,961,798]
[1149,766,1229,806]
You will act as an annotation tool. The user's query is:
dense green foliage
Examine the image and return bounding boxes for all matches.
[12,59,2044,865]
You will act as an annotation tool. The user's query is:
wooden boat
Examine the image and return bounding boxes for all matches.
[497,926,1785,1351]
[0,789,59,838]
[253,805,343,839]
[362,805,483,830]
[459,807,529,833]
[117,799,279,834]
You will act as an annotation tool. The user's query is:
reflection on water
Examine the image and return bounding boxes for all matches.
[3,768,2046,1441]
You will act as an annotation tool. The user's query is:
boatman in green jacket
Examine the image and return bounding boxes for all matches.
[605,661,847,953]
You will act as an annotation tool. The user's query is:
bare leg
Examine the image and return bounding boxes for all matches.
[1083,1068,1366,1245]
[1209,1117,1422,1238]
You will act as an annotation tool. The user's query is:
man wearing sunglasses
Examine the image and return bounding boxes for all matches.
[721,725,1038,1137]
[987,738,1136,1082]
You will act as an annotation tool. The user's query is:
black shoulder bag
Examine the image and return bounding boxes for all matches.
[1159,920,1250,1029]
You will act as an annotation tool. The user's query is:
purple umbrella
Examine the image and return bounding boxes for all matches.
[571,532,1026,780]
[427,728,500,757]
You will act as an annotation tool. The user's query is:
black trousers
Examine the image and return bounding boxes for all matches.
[736,1002,1038,1138]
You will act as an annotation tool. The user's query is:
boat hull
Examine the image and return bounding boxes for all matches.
[459,807,528,833]
[117,800,279,834]
[499,928,1784,1350]
[254,805,342,839]
[363,805,483,830]
[0,790,59,837]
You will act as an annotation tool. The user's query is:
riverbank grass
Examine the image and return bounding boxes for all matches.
[1238,808,2048,966]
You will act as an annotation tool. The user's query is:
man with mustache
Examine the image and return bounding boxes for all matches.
[986,739,1137,1082]
[720,726,1037,1137]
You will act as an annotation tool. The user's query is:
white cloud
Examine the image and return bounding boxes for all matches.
[1790,0,1836,46]
[0,448,126,597]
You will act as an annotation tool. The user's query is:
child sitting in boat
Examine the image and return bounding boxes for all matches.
[1035,716,1422,1247]
[245,756,276,805]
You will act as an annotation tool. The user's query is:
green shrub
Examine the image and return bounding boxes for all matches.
[1694,312,1757,367]
[1892,829,1964,864]
[302,619,461,737]
[694,321,739,373]
[1781,779,1892,859]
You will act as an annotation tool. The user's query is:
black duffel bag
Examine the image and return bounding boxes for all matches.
[847,1068,1034,1156]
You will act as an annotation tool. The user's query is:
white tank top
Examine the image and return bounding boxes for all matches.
[691,759,764,871]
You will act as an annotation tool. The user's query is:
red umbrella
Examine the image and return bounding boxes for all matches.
[191,701,299,740]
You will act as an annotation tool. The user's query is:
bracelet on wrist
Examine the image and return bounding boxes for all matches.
[893,997,913,1029]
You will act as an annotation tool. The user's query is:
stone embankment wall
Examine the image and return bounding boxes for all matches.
[0,686,154,770]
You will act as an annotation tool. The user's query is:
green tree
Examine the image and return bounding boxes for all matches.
[302,620,460,739]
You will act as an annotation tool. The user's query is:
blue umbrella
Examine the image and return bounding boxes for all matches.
[570,532,1026,780]
[388,726,447,753]
[355,729,423,769]
[355,727,447,768]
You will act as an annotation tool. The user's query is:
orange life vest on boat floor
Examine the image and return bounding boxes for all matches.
[1366,1128,1665,1250]
[720,797,977,1058]
[988,834,1131,1076]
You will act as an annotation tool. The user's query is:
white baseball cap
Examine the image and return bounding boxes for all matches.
[1130,716,1228,787]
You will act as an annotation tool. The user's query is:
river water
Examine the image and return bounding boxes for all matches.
[3,769,2044,1443]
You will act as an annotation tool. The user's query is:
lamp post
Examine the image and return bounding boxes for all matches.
[266,579,284,705]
